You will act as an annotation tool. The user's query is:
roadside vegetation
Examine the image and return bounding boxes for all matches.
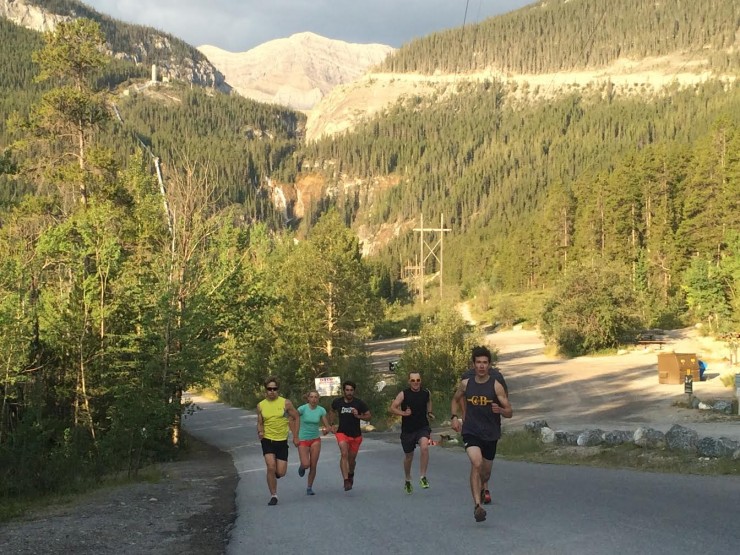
[465,430,740,476]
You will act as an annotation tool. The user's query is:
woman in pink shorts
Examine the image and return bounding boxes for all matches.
[296,390,331,495]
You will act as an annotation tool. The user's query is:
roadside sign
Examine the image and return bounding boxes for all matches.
[315,376,341,397]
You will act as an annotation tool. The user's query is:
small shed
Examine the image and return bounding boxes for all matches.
[657,352,699,384]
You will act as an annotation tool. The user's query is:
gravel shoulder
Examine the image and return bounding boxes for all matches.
[0,435,237,555]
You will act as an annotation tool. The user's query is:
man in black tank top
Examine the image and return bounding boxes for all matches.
[390,372,434,494]
[461,364,508,505]
[451,346,513,523]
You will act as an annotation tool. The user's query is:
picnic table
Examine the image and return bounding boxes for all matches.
[635,332,667,349]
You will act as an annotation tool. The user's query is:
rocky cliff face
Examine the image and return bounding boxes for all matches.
[198,32,394,111]
[1,0,229,91]
[1,0,66,31]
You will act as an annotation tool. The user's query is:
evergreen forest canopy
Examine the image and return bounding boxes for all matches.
[381,0,740,74]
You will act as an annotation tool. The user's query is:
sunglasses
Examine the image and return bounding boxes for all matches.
[409,378,421,383]
[266,387,278,391]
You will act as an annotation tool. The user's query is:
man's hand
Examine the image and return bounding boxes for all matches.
[401,408,412,417]
[293,437,300,447]
[451,417,462,433]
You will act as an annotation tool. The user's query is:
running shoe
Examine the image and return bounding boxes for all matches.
[268,496,278,506]
[419,476,430,489]
[404,481,413,494]
[298,465,306,477]
[474,504,487,522]
[343,478,353,491]
[306,487,315,496]
[482,489,492,504]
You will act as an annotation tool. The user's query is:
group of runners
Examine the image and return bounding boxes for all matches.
[255,345,513,522]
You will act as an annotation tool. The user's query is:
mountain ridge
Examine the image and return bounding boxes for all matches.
[198,32,394,111]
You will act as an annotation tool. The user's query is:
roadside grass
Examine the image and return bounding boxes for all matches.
[402,427,739,477]
[447,430,740,476]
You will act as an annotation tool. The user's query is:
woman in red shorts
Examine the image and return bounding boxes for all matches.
[296,389,331,495]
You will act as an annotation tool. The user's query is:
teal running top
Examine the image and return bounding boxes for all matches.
[297,404,327,440]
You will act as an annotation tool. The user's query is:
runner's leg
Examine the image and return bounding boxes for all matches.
[403,451,413,481]
[338,440,350,479]
[419,436,430,477]
[264,453,277,495]
[466,446,484,506]
[298,443,310,475]
[308,440,321,487]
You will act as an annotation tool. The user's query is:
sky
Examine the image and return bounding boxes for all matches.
[83,0,534,52]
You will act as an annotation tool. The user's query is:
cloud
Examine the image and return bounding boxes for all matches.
[84,0,533,51]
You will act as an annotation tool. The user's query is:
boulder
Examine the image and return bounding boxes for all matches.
[602,430,633,446]
[712,401,733,414]
[697,436,738,458]
[577,429,604,447]
[554,431,579,446]
[634,427,665,448]
[525,419,549,434]
[665,424,699,453]
[540,427,556,444]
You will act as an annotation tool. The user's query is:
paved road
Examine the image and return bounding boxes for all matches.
[184,396,740,555]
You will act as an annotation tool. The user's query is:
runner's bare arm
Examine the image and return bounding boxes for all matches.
[256,405,264,439]
[327,405,337,432]
[426,391,434,420]
[356,408,371,420]
[390,391,410,416]
[450,379,467,432]
[491,380,513,418]
[285,400,301,444]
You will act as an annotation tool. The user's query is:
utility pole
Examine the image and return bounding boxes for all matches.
[413,214,451,303]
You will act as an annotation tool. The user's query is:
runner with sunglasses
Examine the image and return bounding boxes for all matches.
[256,376,300,506]
[389,371,434,494]
[329,380,371,491]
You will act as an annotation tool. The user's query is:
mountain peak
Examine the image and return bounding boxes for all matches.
[198,33,394,111]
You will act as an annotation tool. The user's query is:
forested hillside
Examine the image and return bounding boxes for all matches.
[381,0,740,74]
[0,15,304,218]
[299,0,740,338]
[9,0,227,88]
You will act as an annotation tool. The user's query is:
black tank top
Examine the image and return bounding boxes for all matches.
[401,388,430,433]
[462,376,502,441]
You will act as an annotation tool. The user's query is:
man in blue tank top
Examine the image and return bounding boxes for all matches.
[451,346,513,523]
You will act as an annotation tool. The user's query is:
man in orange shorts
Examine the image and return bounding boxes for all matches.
[329,380,371,491]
